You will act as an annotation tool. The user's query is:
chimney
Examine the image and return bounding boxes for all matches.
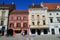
[41,2,44,7]
[32,3,34,6]
[2,1,5,5]
[12,2,14,5]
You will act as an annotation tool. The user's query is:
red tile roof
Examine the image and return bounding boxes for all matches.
[0,4,14,8]
[11,10,28,14]
[11,10,28,12]
[29,3,60,10]
[43,3,60,10]
[29,5,42,8]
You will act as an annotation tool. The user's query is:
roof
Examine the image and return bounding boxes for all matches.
[29,3,60,10]
[48,9,60,12]
[43,3,60,10]
[0,3,14,8]
[10,10,28,14]
[29,5,43,8]
[0,2,15,11]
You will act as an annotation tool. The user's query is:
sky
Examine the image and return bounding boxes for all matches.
[0,0,60,10]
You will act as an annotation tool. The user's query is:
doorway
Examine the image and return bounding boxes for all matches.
[59,28,60,34]
[51,29,55,34]
[37,29,41,35]
[7,29,13,36]
[43,29,48,34]
[30,29,36,34]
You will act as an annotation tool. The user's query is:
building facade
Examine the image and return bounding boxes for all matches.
[43,3,60,34]
[29,3,60,35]
[8,10,29,35]
[29,3,49,35]
[48,10,60,34]
[0,2,60,35]
[0,2,15,34]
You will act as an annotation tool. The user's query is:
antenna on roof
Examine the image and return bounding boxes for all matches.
[2,0,4,5]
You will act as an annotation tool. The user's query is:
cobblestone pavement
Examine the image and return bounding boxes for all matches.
[0,35,60,40]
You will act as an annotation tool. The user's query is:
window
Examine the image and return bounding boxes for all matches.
[57,17,60,23]
[55,26,58,28]
[10,23,14,28]
[1,20,4,25]
[37,21,40,25]
[2,13,5,18]
[32,22,34,25]
[37,15,39,17]
[50,18,53,23]
[23,16,26,20]
[14,16,16,20]
[42,15,45,17]
[49,13,52,15]
[56,13,59,15]
[17,16,21,20]
[17,23,21,27]
[2,11,5,19]
[2,10,5,15]
[43,20,45,25]
[32,15,34,17]
[23,23,27,27]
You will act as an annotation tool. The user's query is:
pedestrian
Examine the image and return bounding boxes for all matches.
[22,31,25,36]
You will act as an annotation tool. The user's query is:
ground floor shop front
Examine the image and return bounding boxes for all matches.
[29,28,49,35]
[13,29,29,35]
[49,26,60,35]
[7,28,29,36]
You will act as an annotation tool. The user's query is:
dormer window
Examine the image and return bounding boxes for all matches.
[56,6,60,9]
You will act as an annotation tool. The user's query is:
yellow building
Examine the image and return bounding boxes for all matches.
[29,3,49,35]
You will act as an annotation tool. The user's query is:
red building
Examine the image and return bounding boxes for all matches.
[8,10,29,35]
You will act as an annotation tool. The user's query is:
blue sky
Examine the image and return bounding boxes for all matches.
[0,0,60,10]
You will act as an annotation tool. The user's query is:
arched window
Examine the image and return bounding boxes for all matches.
[23,23,27,27]
[17,23,21,27]
[17,16,21,20]
[10,23,14,28]
[23,16,26,20]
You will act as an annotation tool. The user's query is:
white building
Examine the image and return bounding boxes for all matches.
[0,2,15,34]
[48,9,60,34]
[42,3,60,35]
